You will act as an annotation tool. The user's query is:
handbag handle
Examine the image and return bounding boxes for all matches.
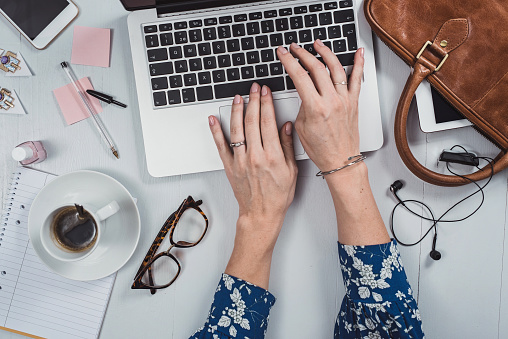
[394,62,508,186]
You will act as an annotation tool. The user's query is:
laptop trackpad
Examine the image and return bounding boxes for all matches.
[218,98,305,155]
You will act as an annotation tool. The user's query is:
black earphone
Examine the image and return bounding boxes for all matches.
[389,146,494,261]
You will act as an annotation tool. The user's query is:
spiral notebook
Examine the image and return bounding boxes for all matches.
[0,167,115,339]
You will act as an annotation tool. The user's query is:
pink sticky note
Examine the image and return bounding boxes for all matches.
[71,26,111,67]
[53,77,103,125]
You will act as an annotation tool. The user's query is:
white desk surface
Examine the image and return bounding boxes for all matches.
[1,1,507,338]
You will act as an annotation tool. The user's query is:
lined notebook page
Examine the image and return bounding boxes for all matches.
[0,167,115,339]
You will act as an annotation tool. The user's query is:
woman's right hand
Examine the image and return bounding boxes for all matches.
[277,41,365,173]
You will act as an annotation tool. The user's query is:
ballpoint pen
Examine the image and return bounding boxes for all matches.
[60,61,119,159]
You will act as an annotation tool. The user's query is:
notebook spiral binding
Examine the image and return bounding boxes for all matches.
[1,171,24,248]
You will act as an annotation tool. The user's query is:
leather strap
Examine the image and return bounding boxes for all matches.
[394,62,508,186]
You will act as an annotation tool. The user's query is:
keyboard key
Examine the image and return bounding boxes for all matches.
[227,68,241,81]
[152,77,169,90]
[299,30,312,43]
[159,23,172,31]
[189,58,203,71]
[270,62,283,75]
[304,14,318,27]
[198,43,212,55]
[319,12,333,25]
[324,40,332,50]
[144,25,157,33]
[205,18,218,26]
[169,46,183,59]
[145,35,159,48]
[325,2,339,10]
[189,29,202,42]
[189,20,202,28]
[198,71,212,84]
[255,36,269,48]
[184,73,197,86]
[339,0,353,8]
[218,55,231,67]
[167,90,181,104]
[232,24,246,37]
[279,8,292,16]
[175,22,187,30]
[150,62,173,76]
[309,4,323,12]
[219,16,233,24]
[241,66,255,79]
[147,48,168,62]
[213,69,226,82]
[160,33,173,46]
[197,86,214,101]
[290,16,304,29]
[213,41,226,54]
[247,22,260,35]
[304,44,317,55]
[261,20,275,33]
[175,31,188,44]
[153,91,167,106]
[334,9,354,23]
[234,14,248,22]
[294,6,308,14]
[260,49,274,62]
[183,45,197,57]
[286,76,295,89]
[175,60,188,73]
[337,52,355,66]
[270,33,283,46]
[264,10,277,18]
[203,56,217,69]
[333,39,347,52]
[328,26,342,38]
[214,77,285,98]
[255,64,269,77]
[275,18,289,31]
[218,26,232,39]
[182,88,196,103]
[343,24,357,50]
[241,37,255,50]
[250,12,263,20]
[313,27,327,40]
[227,39,241,52]
[204,27,217,40]
[246,51,260,64]
[284,32,298,44]
[169,75,183,88]
[232,53,246,66]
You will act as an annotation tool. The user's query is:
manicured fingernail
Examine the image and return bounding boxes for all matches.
[208,116,215,126]
[291,42,301,49]
[360,47,364,57]
[285,122,292,136]
[233,94,241,104]
[278,45,288,54]
[261,85,268,96]
[251,82,260,93]
[316,39,325,46]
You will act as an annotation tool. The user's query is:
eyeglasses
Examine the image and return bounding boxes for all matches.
[132,196,208,294]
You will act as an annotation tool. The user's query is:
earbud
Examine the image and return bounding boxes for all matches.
[390,180,404,194]
[430,234,441,261]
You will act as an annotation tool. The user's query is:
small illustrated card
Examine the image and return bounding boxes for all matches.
[0,50,33,77]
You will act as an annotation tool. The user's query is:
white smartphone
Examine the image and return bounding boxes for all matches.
[0,0,78,50]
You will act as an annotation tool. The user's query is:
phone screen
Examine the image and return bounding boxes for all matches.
[431,87,465,123]
[0,0,69,40]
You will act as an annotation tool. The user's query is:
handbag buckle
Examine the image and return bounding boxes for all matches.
[416,41,449,72]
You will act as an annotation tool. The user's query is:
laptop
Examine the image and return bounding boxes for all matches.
[122,0,383,177]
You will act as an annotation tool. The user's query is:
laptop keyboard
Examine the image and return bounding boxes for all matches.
[143,1,357,107]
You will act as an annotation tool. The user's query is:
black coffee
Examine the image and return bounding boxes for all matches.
[51,206,97,252]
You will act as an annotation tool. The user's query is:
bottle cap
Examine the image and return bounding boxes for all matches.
[12,146,34,161]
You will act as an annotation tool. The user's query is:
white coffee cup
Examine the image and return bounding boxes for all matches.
[40,201,120,262]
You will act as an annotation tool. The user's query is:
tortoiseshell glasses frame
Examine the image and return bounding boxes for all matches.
[131,196,208,294]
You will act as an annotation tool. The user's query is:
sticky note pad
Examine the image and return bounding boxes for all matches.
[53,77,103,125]
[71,26,111,67]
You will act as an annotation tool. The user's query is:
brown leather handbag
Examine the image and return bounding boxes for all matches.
[364,0,508,186]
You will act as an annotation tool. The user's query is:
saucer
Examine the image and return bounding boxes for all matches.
[28,170,140,281]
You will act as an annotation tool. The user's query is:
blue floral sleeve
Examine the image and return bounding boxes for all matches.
[335,240,425,339]
[190,273,276,339]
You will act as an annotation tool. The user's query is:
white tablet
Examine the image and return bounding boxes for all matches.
[415,80,472,133]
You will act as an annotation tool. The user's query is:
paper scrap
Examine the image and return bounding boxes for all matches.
[71,26,111,67]
[5,52,33,77]
[53,77,103,125]
[0,89,27,115]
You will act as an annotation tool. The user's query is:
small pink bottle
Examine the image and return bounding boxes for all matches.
[11,141,47,165]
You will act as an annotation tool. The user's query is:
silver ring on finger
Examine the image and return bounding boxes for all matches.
[333,81,348,85]
[229,141,246,148]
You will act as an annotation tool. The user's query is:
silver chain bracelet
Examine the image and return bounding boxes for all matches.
[316,154,367,178]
